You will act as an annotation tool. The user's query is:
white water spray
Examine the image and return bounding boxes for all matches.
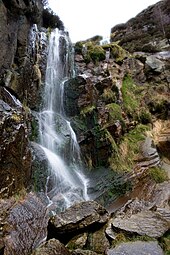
[38,29,89,210]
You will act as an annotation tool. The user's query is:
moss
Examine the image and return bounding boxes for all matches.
[103,42,128,62]
[46,27,52,40]
[82,42,105,64]
[149,167,168,183]
[161,232,170,255]
[111,232,156,248]
[111,233,127,247]
[11,113,22,123]
[89,45,105,63]
[80,105,96,116]
[74,41,83,54]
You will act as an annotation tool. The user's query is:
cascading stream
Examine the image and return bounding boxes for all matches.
[38,29,88,211]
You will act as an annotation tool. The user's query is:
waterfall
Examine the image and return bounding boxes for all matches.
[38,29,88,211]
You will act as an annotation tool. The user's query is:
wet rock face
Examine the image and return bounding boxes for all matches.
[0,0,48,110]
[0,0,43,75]
[1,193,49,255]
[64,70,122,169]
[0,87,32,198]
[30,142,49,193]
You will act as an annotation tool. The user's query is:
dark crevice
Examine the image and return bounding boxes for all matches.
[2,0,11,10]
[0,246,4,255]
[47,221,106,245]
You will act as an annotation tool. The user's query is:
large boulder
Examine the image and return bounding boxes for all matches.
[145,55,165,72]
[108,198,170,238]
[32,239,71,255]
[49,201,109,239]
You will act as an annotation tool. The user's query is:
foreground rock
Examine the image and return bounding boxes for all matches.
[32,239,71,255]
[2,193,49,255]
[71,250,99,255]
[106,241,164,255]
[108,198,170,238]
[49,201,109,238]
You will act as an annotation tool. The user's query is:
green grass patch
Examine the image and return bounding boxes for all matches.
[122,75,140,117]
[105,103,123,127]
[149,167,168,183]
[80,105,96,116]
[109,124,149,172]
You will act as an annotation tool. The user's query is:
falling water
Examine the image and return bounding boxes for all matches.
[38,29,88,211]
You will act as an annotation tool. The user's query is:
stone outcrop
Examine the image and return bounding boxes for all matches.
[0,0,64,110]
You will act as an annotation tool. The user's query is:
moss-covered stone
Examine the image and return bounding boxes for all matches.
[103,43,128,63]
[85,44,105,64]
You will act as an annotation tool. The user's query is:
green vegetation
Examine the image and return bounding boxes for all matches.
[138,108,152,124]
[74,41,83,54]
[149,167,168,183]
[160,231,170,255]
[121,75,152,124]
[101,87,118,103]
[121,75,140,117]
[30,117,39,141]
[85,43,106,64]
[106,103,123,123]
[109,124,149,171]
[103,43,128,62]
[80,105,96,117]
[111,232,156,248]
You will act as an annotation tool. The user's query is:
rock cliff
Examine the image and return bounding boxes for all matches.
[110,0,170,52]
[0,0,170,254]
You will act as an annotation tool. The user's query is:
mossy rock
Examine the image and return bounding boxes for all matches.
[74,41,83,54]
[82,42,105,64]
[103,43,128,62]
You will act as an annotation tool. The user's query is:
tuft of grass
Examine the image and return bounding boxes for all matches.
[109,124,149,172]
[80,105,95,116]
[149,167,168,183]
[121,75,140,117]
